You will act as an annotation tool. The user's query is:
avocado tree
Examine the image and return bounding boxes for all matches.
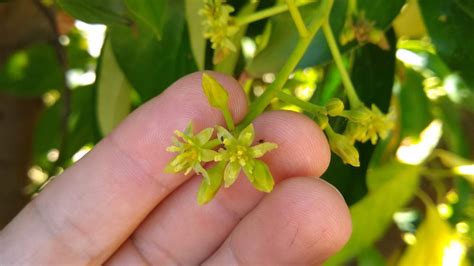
[1,0,473,264]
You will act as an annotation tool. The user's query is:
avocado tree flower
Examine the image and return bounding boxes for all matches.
[165,123,219,182]
[215,124,278,192]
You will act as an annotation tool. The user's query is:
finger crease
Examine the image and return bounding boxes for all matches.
[31,200,97,264]
[131,233,182,266]
[228,234,246,265]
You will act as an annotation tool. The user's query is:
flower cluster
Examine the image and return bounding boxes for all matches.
[165,73,278,205]
[166,123,277,204]
[340,13,389,50]
[200,0,239,63]
[319,99,393,167]
[343,104,393,145]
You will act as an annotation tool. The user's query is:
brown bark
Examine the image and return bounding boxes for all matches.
[0,94,42,227]
[0,0,54,227]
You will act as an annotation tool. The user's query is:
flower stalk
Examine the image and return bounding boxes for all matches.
[285,0,309,37]
[234,0,315,26]
[322,21,362,108]
[237,0,333,131]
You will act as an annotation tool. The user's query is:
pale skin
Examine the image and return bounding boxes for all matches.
[0,72,352,265]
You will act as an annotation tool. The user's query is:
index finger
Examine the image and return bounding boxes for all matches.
[0,72,248,265]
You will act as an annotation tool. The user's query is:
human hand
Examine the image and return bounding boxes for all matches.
[0,72,351,265]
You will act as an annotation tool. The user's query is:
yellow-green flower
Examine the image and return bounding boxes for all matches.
[199,0,239,63]
[340,13,389,50]
[165,123,219,182]
[345,104,393,144]
[215,124,278,192]
[328,132,360,167]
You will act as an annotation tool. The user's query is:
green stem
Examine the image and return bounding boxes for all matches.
[285,0,309,37]
[415,189,436,207]
[276,91,326,114]
[322,21,362,108]
[236,0,333,131]
[324,124,336,136]
[222,109,235,131]
[234,0,315,26]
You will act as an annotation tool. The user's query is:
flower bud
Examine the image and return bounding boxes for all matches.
[328,133,360,167]
[202,72,230,112]
[349,106,372,123]
[325,98,345,116]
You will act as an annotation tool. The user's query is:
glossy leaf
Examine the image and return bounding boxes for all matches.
[96,39,131,136]
[418,0,474,88]
[109,0,197,101]
[58,0,131,26]
[399,68,432,138]
[185,0,206,70]
[125,0,166,40]
[327,163,420,265]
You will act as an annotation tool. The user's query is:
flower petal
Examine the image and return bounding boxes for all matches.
[196,127,214,145]
[238,124,255,146]
[223,162,241,188]
[242,162,255,182]
[194,163,210,184]
[216,126,234,144]
[248,160,274,193]
[184,122,194,136]
[201,149,219,162]
[250,142,278,158]
[197,161,226,205]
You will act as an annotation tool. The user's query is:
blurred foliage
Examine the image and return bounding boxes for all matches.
[1,0,474,264]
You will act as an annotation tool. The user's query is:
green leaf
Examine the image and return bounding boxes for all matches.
[109,0,197,102]
[326,163,420,265]
[62,86,100,165]
[185,0,206,70]
[399,68,433,138]
[33,85,100,170]
[0,44,61,97]
[366,161,407,191]
[247,0,405,76]
[125,0,166,40]
[418,0,474,88]
[197,161,226,205]
[351,30,396,113]
[58,0,131,26]
[356,246,386,266]
[96,39,131,136]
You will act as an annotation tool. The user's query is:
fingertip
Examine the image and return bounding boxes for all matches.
[278,177,352,262]
[253,111,331,178]
[204,176,352,265]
